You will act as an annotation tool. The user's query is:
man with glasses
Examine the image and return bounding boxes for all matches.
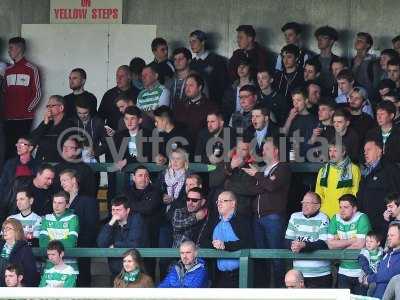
[0,136,38,222]
[30,95,73,162]
[285,192,331,288]
[211,190,251,288]
[171,187,210,248]
[53,137,97,198]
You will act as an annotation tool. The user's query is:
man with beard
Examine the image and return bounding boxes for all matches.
[64,68,97,118]
[327,194,371,294]
[195,110,236,164]
[348,87,376,144]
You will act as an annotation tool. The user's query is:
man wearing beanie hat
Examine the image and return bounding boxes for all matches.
[228,25,269,82]
[189,30,228,105]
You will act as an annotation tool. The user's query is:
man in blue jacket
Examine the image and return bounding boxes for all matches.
[97,196,147,278]
[158,240,208,288]
[367,223,400,299]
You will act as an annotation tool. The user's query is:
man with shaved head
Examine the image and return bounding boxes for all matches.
[158,240,208,288]
[285,269,305,288]
[211,190,251,288]
[98,65,140,132]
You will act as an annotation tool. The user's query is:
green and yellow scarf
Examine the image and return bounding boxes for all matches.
[319,156,353,188]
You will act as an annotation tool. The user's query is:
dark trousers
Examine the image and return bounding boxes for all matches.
[77,257,91,287]
[305,274,332,288]
[338,274,365,295]
[158,222,173,279]
[215,269,239,288]
[253,213,286,288]
[4,119,33,159]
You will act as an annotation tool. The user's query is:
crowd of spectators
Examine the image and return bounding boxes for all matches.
[1,22,400,298]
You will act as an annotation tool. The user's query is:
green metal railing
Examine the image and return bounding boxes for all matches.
[32,248,359,288]
[42,162,327,287]
[87,162,323,193]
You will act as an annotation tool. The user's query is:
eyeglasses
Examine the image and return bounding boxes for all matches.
[216,199,234,204]
[46,104,61,108]
[63,145,77,150]
[186,197,201,203]
[2,226,14,232]
[301,201,319,206]
[15,142,30,147]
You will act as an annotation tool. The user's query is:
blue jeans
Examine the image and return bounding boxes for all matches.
[253,213,285,287]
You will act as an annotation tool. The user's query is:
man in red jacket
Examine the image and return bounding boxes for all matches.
[3,37,41,159]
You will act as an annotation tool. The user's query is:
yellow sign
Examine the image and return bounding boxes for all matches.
[50,0,122,24]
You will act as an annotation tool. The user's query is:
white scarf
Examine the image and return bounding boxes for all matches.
[164,168,186,200]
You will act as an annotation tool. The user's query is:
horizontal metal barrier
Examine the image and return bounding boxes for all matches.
[32,248,360,288]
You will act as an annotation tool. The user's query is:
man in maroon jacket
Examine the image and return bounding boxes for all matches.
[243,136,292,288]
[3,37,41,159]
[228,25,268,82]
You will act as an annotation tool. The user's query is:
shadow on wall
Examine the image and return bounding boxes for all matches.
[338,29,352,58]
[256,26,278,70]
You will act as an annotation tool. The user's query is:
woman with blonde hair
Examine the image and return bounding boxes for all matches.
[157,148,190,275]
[114,249,153,288]
[0,218,38,286]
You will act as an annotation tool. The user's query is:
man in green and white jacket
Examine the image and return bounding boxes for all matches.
[136,63,170,115]
[39,191,79,249]
[39,240,78,287]
[285,192,331,288]
[39,191,79,270]
[327,194,371,294]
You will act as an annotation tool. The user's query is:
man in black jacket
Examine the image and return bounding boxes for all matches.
[211,190,251,288]
[64,68,97,118]
[210,141,257,217]
[98,65,139,131]
[189,30,228,104]
[195,110,236,164]
[273,44,305,101]
[126,166,162,249]
[244,104,280,162]
[153,106,192,164]
[53,137,97,199]
[366,101,400,164]
[358,139,400,234]
[125,165,161,278]
[30,95,74,162]
[72,96,106,162]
